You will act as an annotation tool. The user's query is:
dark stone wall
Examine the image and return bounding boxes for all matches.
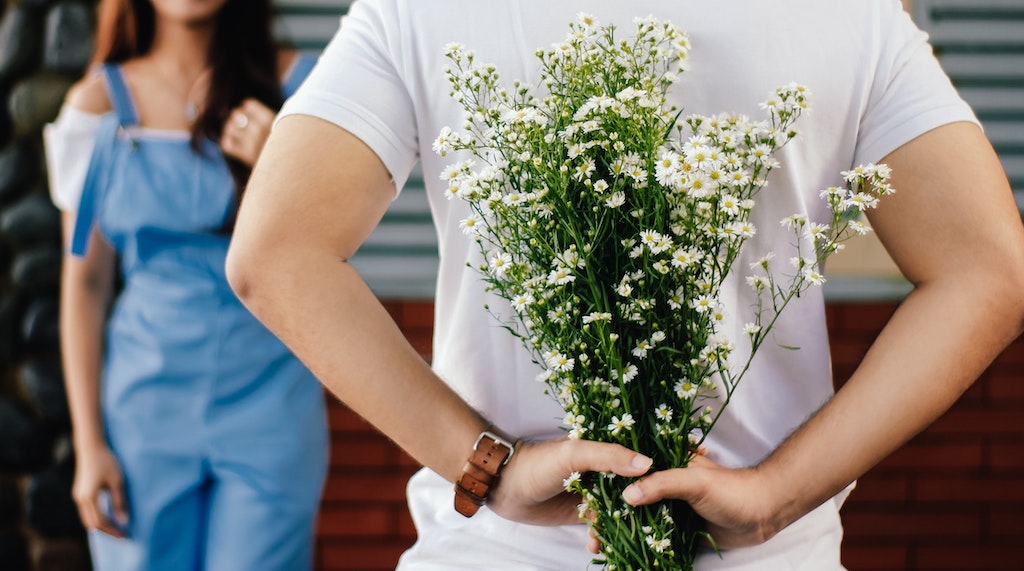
[0,0,95,569]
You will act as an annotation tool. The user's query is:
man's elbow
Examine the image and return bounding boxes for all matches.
[225,238,264,306]
[1006,255,1024,331]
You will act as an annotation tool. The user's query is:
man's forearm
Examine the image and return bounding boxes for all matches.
[229,249,489,483]
[759,273,1024,534]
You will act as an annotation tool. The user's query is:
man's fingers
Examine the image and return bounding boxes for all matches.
[564,439,652,478]
[587,531,601,554]
[622,467,706,507]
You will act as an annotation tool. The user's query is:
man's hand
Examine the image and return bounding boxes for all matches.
[622,455,777,548]
[487,438,653,526]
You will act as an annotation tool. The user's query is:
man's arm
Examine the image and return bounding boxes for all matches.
[226,114,653,525]
[618,122,1024,547]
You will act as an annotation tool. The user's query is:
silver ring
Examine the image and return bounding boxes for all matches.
[234,113,249,129]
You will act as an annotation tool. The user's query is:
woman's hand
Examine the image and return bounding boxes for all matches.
[72,442,129,538]
[220,98,276,167]
[486,438,653,526]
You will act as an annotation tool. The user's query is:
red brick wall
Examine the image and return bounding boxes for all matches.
[315,301,1024,571]
[829,304,1024,571]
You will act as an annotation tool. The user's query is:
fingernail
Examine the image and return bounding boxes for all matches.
[622,485,644,504]
[632,454,653,471]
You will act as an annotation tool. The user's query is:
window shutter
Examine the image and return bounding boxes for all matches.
[915,0,1024,215]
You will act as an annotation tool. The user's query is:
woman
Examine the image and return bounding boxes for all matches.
[44,0,327,569]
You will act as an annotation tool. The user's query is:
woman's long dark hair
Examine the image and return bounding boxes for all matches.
[91,0,284,214]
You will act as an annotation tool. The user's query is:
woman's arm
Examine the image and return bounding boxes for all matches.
[617,122,1024,547]
[49,79,128,537]
[60,213,128,537]
[227,115,653,525]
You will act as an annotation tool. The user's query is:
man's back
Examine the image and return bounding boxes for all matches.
[276,1,979,568]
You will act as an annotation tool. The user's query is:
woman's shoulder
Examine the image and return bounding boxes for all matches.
[64,69,112,115]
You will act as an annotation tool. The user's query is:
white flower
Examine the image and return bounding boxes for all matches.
[691,294,715,313]
[459,214,482,235]
[802,267,826,285]
[489,252,512,277]
[670,248,699,269]
[627,166,649,186]
[563,471,582,490]
[789,256,816,270]
[683,171,714,198]
[433,126,455,156]
[718,194,741,216]
[781,213,808,229]
[654,403,673,422]
[545,351,576,372]
[848,220,871,235]
[582,312,612,324]
[547,266,576,285]
[440,162,464,181]
[645,535,672,553]
[736,222,757,238]
[652,236,674,255]
[621,364,639,383]
[502,191,527,206]
[655,150,681,186]
[804,223,830,243]
[607,414,635,436]
[844,192,880,210]
[684,144,714,168]
[605,192,626,208]
[616,283,633,297]
[632,340,651,359]
[651,331,666,344]
[743,323,762,336]
[639,229,661,250]
[749,252,775,270]
[688,428,704,445]
[511,293,535,312]
[535,369,555,384]
[674,379,697,399]
[573,158,596,181]
[667,287,685,309]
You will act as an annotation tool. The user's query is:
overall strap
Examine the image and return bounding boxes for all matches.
[70,117,121,256]
[100,64,140,126]
[282,52,318,98]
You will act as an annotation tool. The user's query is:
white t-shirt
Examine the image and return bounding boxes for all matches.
[280,1,977,569]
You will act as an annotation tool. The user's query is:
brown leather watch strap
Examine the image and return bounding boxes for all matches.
[454,431,515,517]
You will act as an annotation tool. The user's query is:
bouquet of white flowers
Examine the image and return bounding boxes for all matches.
[436,14,892,570]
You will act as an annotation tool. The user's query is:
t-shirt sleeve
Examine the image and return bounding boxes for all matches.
[277,0,418,194]
[853,0,979,167]
[43,106,103,212]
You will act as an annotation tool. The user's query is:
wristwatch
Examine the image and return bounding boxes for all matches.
[454,430,516,517]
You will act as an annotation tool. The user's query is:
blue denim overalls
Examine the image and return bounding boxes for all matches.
[70,56,328,571]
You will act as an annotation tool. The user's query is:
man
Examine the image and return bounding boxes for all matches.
[225,1,1024,568]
